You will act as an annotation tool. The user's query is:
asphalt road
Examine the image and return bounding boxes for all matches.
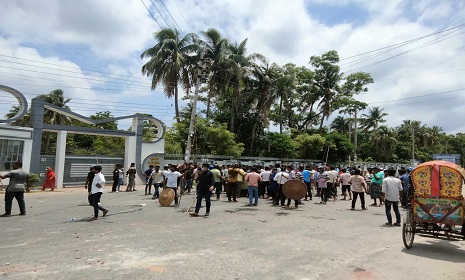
[1,187,465,280]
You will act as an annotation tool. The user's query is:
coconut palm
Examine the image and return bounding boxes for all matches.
[141,28,200,123]
[34,89,73,153]
[372,125,397,162]
[5,106,30,127]
[200,28,230,120]
[361,106,388,131]
[330,116,351,135]
[38,89,72,126]
[246,59,281,153]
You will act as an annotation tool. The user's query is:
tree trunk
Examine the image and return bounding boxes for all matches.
[319,115,325,130]
[174,86,180,123]
[206,89,211,121]
[230,87,238,134]
[250,119,258,155]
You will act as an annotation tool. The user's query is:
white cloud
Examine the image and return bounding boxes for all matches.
[1,0,464,134]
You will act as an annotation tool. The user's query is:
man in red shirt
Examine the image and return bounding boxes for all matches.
[245,167,262,206]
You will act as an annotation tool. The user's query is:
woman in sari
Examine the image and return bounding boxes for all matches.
[42,167,56,191]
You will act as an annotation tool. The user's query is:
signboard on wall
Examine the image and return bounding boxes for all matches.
[432,154,460,164]
[142,153,165,170]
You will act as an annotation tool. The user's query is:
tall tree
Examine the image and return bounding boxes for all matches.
[200,28,230,120]
[38,89,72,153]
[361,106,388,131]
[141,28,200,123]
[309,50,342,129]
[372,125,397,162]
[4,106,30,127]
[330,116,351,135]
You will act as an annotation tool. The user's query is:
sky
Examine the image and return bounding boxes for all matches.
[0,0,465,134]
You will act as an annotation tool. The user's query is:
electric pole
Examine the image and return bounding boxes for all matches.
[184,54,208,163]
[412,126,415,165]
[354,109,358,163]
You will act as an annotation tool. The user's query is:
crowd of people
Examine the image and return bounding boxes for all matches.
[0,161,410,225]
[138,162,410,224]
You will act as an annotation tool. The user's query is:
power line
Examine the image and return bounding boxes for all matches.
[173,0,193,33]
[341,25,465,70]
[345,30,465,73]
[365,87,465,105]
[340,19,465,61]
[157,0,185,34]
[0,54,151,82]
[149,0,172,28]
[140,0,163,29]
[374,68,465,82]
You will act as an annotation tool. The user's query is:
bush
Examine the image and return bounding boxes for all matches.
[26,173,41,189]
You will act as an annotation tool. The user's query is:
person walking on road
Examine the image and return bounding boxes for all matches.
[126,163,136,192]
[90,165,109,220]
[190,163,214,217]
[85,166,95,205]
[164,165,183,206]
[226,164,240,202]
[1,161,28,217]
[144,165,154,195]
[302,166,312,201]
[370,167,384,206]
[211,165,222,201]
[42,167,56,191]
[245,167,262,206]
[382,169,403,226]
[349,169,368,210]
[151,166,164,199]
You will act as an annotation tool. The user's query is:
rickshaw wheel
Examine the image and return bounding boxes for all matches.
[403,211,415,249]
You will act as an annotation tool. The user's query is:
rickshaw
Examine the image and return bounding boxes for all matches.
[403,160,465,249]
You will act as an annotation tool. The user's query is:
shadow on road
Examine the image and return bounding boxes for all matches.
[401,240,465,262]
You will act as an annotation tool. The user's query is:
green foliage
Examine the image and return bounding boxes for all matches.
[324,133,353,164]
[164,128,183,154]
[26,173,41,189]
[260,132,296,158]
[293,133,326,159]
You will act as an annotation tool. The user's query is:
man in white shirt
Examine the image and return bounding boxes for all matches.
[273,166,290,207]
[382,169,403,226]
[259,167,271,199]
[164,165,183,206]
[327,166,338,201]
[90,165,109,220]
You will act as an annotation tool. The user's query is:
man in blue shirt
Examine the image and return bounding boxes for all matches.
[398,168,410,207]
[302,166,312,200]
[144,165,154,195]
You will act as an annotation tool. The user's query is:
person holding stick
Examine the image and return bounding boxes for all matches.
[190,163,214,217]
[0,161,28,217]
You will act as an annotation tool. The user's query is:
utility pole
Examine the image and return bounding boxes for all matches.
[184,54,207,163]
[412,126,415,165]
[354,109,358,163]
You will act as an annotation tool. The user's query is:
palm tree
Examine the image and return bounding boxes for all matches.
[36,89,72,153]
[372,125,397,162]
[200,28,230,120]
[141,28,200,123]
[246,59,280,153]
[5,106,30,127]
[330,116,351,135]
[361,106,388,131]
[38,89,72,126]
